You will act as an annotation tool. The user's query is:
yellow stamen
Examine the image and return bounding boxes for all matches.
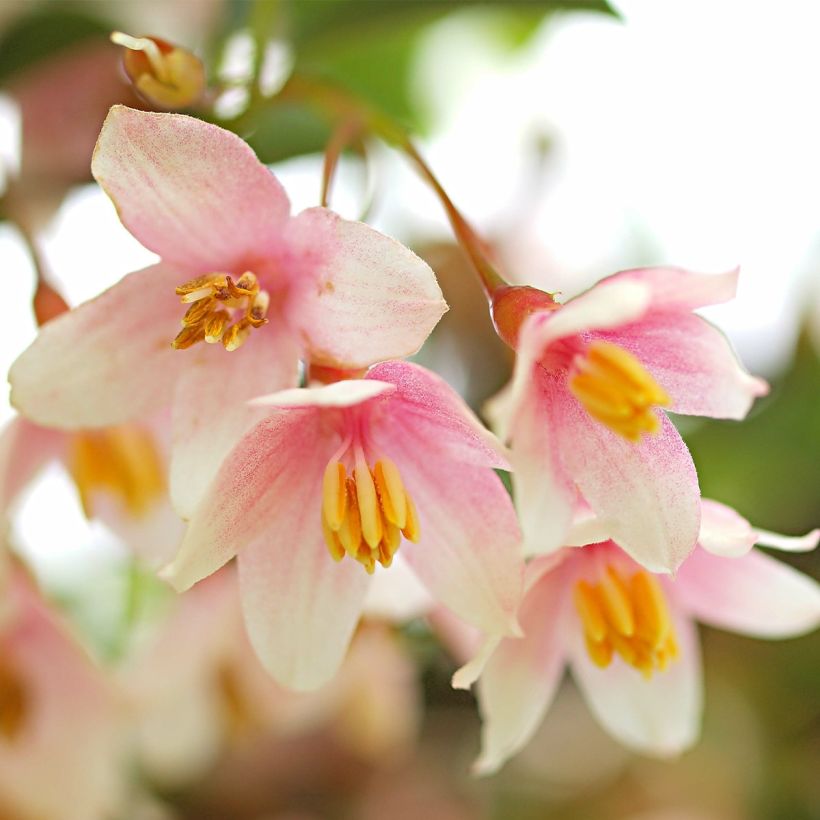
[0,660,28,742]
[68,425,166,518]
[574,564,678,678]
[172,272,269,352]
[373,458,407,528]
[320,452,419,573]
[569,341,670,442]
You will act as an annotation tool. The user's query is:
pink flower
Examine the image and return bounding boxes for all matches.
[0,413,183,568]
[161,361,524,690]
[9,106,447,518]
[0,565,125,819]
[491,268,768,572]
[470,500,820,774]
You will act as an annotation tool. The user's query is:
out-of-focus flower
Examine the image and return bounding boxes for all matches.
[110,32,206,110]
[0,565,124,820]
[162,361,523,690]
[489,268,768,573]
[471,500,820,774]
[0,412,182,568]
[122,567,421,791]
[10,106,447,519]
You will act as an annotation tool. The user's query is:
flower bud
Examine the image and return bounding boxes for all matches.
[110,32,205,110]
[491,285,560,349]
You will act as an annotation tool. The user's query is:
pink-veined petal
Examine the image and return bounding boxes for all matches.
[0,417,66,518]
[10,262,184,428]
[673,547,820,638]
[374,430,524,639]
[554,388,700,574]
[162,408,328,592]
[170,328,300,520]
[510,369,578,557]
[597,312,767,419]
[503,280,651,440]
[600,266,740,311]
[285,208,447,369]
[91,106,290,270]
[568,600,702,756]
[237,503,370,691]
[370,361,509,469]
[474,559,572,775]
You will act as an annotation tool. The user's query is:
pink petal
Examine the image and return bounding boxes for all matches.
[170,327,300,520]
[601,266,740,310]
[0,417,66,517]
[162,408,328,592]
[473,559,571,775]
[598,312,767,420]
[10,262,184,428]
[285,208,447,369]
[698,499,759,557]
[92,106,290,270]
[554,388,700,574]
[251,379,394,409]
[370,361,508,469]
[568,600,702,756]
[673,548,820,638]
[237,504,370,691]
[374,429,523,639]
[509,370,577,557]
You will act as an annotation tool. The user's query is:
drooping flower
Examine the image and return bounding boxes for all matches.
[161,361,524,691]
[469,499,820,774]
[490,268,768,572]
[9,106,447,518]
[0,563,125,820]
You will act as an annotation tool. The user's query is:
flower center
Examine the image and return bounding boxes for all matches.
[568,341,670,441]
[573,564,678,678]
[0,659,29,743]
[68,425,166,518]
[321,450,419,574]
[172,272,269,352]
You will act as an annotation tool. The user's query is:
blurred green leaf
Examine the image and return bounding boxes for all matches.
[0,7,109,85]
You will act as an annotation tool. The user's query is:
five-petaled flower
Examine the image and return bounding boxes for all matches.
[161,362,524,691]
[9,105,447,520]
[490,268,769,573]
[470,499,820,774]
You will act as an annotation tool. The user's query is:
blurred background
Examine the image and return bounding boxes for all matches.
[0,1,818,818]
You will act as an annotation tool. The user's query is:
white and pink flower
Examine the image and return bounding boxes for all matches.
[491,268,768,573]
[470,500,820,774]
[9,106,447,518]
[162,361,524,691]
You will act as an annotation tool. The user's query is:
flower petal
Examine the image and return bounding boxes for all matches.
[251,379,394,409]
[170,328,300,520]
[10,262,184,428]
[237,508,370,691]
[568,600,702,756]
[601,266,740,311]
[375,430,524,639]
[285,208,447,369]
[473,559,571,775]
[370,361,508,469]
[162,408,327,591]
[673,548,820,638]
[554,388,700,574]
[598,312,767,419]
[91,106,290,270]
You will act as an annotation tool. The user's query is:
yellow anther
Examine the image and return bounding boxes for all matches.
[204,310,230,343]
[355,459,383,550]
[599,566,635,637]
[574,565,678,679]
[569,341,670,442]
[321,515,345,563]
[232,272,258,295]
[373,458,407,528]
[182,298,213,327]
[249,291,270,327]
[68,425,165,519]
[573,581,608,642]
[222,321,251,352]
[172,324,206,350]
[337,478,362,556]
[401,492,420,543]
[322,461,348,532]
[0,660,28,742]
